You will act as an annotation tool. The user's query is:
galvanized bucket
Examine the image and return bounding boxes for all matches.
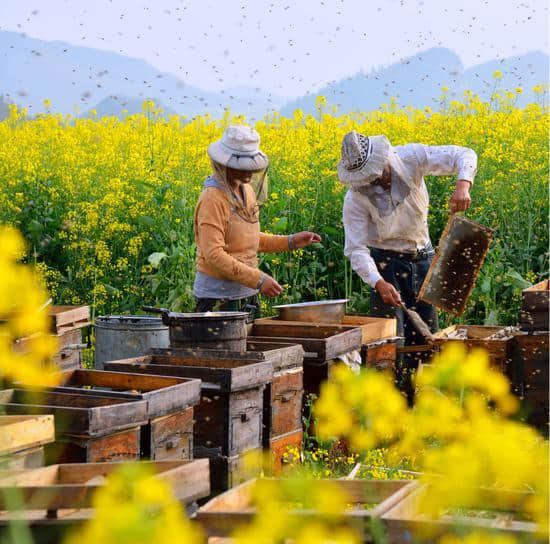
[94,315,170,369]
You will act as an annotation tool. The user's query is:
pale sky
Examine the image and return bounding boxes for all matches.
[0,0,548,96]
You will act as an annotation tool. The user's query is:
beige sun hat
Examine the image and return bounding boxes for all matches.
[337,132,391,188]
[208,125,269,171]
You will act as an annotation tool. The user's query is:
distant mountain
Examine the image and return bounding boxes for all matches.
[0,30,547,120]
[0,30,284,120]
[0,95,10,120]
[81,95,177,119]
[281,48,548,116]
[460,51,548,100]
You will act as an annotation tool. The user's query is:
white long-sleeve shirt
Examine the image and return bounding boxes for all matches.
[343,144,477,288]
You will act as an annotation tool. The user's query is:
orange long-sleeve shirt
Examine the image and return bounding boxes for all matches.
[194,184,290,289]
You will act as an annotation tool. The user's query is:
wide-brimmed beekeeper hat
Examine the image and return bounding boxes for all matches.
[337,132,391,188]
[208,125,269,171]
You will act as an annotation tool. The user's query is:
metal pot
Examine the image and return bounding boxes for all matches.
[272,300,349,324]
[142,307,249,351]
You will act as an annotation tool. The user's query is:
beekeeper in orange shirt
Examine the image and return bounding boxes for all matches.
[194,125,321,315]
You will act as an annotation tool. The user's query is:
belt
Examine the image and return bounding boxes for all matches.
[370,246,435,262]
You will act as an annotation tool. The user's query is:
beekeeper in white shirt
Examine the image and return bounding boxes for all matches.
[339,132,477,402]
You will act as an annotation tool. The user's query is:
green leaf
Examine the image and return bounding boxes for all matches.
[484,309,499,326]
[503,269,532,290]
[148,252,167,269]
[480,277,492,294]
[272,216,288,234]
[138,215,155,227]
[104,284,120,296]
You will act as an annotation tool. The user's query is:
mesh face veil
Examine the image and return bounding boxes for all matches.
[210,160,268,223]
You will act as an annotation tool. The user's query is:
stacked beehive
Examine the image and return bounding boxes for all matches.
[105,348,275,492]
[512,280,549,432]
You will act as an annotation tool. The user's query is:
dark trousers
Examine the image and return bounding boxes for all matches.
[369,247,438,404]
[195,295,261,319]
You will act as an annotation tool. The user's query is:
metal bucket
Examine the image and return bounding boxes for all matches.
[165,312,248,352]
[94,315,170,369]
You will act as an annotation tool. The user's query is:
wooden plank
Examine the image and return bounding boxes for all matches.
[520,280,549,331]
[267,369,303,438]
[45,427,142,463]
[196,478,415,537]
[149,345,302,375]
[55,369,201,418]
[382,483,539,540]
[228,389,264,456]
[105,359,271,392]
[0,460,210,511]
[250,326,362,363]
[0,389,149,437]
[432,325,514,371]
[49,305,91,334]
[257,315,397,345]
[270,428,302,472]
[148,408,193,461]
[0,446,45,469]
[0,415,55,456]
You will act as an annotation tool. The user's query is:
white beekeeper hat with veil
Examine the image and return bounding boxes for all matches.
[337,131,424,219]
[208,125,269,204]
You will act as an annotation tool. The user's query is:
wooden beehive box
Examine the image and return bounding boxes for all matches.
[0,415,55,470]
[432,325,515,371]
[45,369,201,461]
[48,305,91,335]
[256,315,396,346]
[196,478,417,539]
[0,389,148,463]
[509,333,549,433]
[250,322,362,364]
[151,342,305,471]
[104,352,272,492]
[382,483,541,541]
[0,459,210,542]
[520,279,549,331]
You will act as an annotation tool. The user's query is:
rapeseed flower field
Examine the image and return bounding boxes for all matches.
[0,88,547,324]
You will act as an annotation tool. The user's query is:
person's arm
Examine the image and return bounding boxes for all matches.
[259,231,323,252]
[413,144,478,213]
[196,193,263,289]
[259,233,291,253]
[343,192,382,288]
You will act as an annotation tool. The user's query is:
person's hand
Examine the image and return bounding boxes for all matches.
[291,231,322,249]
[375,279,402,307]
[449,180,472,213]
[260,275,283,298]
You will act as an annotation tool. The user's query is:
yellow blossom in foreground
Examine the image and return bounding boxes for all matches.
[64,463,202,544]
[0,226,59,387]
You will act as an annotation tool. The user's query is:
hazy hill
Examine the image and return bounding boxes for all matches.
[281,48,548,116]
[0,30,285,120]
[0,30,547,120]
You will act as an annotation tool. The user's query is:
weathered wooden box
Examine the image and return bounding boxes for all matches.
[382,483,541,541]
[509,333,549,433]
[250,322,362,364]
[0,388,148,463]
[0,415,55,470]
[48,369,201,460]
[432,325,515,371]
[48,305,91,334]
[104,352,272,492]
[0,459,210,544]
[256,315,396,346]
[196,478,416,539]
[147,342,305,469]
[519,279,549,331]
